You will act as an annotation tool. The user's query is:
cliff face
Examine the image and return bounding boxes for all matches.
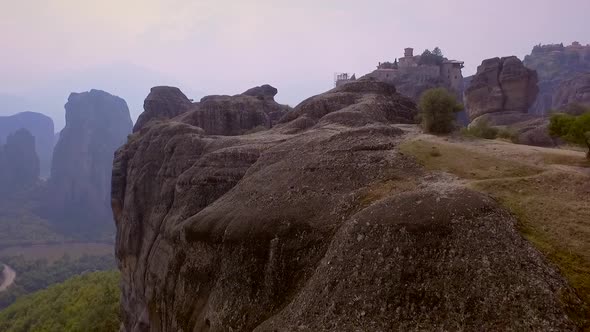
[46,89,132,236]
[524,42,590,114]
[464,57,554,146]
[0,112,55,177]
[113,79,584,331]
[134,84,290,135]
[552,73,590,110]
[465,56,538,121]
[0,128,39,195]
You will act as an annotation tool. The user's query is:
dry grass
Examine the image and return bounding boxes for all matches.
[400,136,590,315]
[399,139,543,180]
[358,178,418,207]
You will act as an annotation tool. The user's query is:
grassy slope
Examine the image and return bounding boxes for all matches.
[0,270,120,332]
[400,136,590,322]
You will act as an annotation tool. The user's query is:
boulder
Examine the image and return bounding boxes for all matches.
[242,84,278,101]
[465,56,538,121]
[135,84,290,136]
[278,78,417,133]
[0,128,39,195]
[0,112,55,177]
[45,89,133,237]
[113,84,585,331]
[133,86,193,133]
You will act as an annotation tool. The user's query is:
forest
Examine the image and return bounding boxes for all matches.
[0,271,120,332]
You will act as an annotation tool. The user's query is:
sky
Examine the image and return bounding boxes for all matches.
[1,0,589,129]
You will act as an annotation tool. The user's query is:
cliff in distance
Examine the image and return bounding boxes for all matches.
[44,89,132,237]
[524,42,590,114]
[0,112,54,177]
[0,128,39,195]
[113,79,586,331]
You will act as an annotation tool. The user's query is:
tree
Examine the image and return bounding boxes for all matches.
[432,47,443,57]
[418,88,464,134]
[419,48,445,66]
[549,111,590,159]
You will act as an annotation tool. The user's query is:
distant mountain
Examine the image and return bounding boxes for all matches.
[43,89,133,238]
[0,129,39,195]
[0,63,203,130]
[0,112,54,177]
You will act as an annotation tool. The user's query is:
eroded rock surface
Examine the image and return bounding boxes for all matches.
[465,56,538,121]
[45,89,133,236]
[134,84,290,135]
[553,73,590,110]
[114,81,585,331]
[524,42,590,115]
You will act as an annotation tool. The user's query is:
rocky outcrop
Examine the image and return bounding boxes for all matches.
[0,112,55,177]
[134,84,290,135]
[552,73,590,110]
[524,42,590,115]
[278,78,416,133]
[45,89,132,236]
[0,128,39,195]
[133,87,193,133]
[465,56,538,121]
[464,57,552,146]
[113,82,585,331]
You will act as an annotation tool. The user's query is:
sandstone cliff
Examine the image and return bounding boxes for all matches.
[0,128,39,195]
[552,73,590,110]
[134,84,290,135]
[465,56,538,121]
[524,42,590,114]
[464,57,554,146]
[113,79,585,331]
[0,112,55,177]
[45,89,133,237]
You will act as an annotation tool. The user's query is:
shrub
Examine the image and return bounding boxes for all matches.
[418,88,463,134]
[461,120,498,139]
[549,112,590,159]
[497,128,519,143]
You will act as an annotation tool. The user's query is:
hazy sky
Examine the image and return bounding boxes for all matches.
[1,0,589,129]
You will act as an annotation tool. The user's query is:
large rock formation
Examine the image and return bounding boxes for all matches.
[464,57,554,146]
[0,128,39,195]
[552,73,590,110]
[45,89,132,237]
[134,85,290,135]
[113,80,585,331]
[465,56,538,121]
[524,42,590,115]
[0,112,55,177]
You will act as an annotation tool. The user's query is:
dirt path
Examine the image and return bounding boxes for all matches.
[0,264,16,292]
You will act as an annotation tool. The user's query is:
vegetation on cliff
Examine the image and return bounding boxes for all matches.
[0,254,116,309]
[0,270,120,332]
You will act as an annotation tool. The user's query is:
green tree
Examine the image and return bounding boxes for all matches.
[549,111,590,159]
[419,48,445,66]
[0,270,120,332]
[418,88,464,134]
[432,47,443,57]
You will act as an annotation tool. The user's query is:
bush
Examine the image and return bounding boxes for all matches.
[460,120,498,139]
[418,88,463,134]
[497,128,519,143]
[549,112,590,158]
